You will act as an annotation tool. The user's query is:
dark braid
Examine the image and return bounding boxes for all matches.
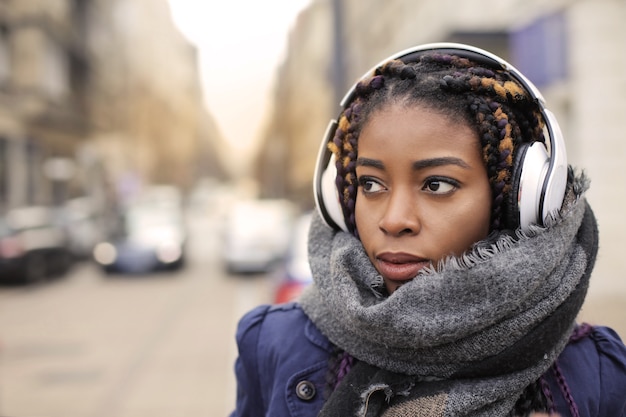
[323,346,343,399]
[329,52,546,235]
[323,346,355,399]
[508,378,551,416]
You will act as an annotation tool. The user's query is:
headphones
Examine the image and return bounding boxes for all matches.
[313,42,568,232]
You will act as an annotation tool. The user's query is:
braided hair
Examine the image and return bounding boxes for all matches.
[328,52,546,235]
[508,379,552,416]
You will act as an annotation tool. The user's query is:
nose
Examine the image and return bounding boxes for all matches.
[378,188,421,236]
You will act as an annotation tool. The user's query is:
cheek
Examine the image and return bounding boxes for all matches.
[355,198,375,247]
[354,199,367,235]
[443,196,491,253]
[459,214,490,246]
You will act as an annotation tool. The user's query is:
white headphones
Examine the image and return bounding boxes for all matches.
[313,42,568,232]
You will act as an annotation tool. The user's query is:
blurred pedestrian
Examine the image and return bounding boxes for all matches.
[229,43,626,416]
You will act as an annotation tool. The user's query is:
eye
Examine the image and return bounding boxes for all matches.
[358,176,385,194]
[422,177,458,194]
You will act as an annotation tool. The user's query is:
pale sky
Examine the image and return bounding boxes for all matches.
[167,0,311,165]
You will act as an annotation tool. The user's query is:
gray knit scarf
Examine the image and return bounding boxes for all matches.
[299,173,598,417]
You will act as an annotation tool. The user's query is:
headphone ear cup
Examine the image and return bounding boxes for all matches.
[539,109,568,225]
[508,142,551,231]
[319,155,348,231]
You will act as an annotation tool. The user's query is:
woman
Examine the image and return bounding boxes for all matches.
[230,43,626,417]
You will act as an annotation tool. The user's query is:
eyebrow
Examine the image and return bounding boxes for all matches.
[356,156,470,170]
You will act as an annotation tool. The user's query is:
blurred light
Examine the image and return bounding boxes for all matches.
[93,242,117,265]
[42,157,76,181]
[156,242,182,263]
[0,237,25,259]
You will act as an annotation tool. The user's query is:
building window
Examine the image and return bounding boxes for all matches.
[0,138,6,206]
[25,139,39,205]
[42,39,68,100]
[510,11,568,87]
[0,27,9,87]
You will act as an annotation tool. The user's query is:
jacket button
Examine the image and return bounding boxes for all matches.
[295,380,316,401]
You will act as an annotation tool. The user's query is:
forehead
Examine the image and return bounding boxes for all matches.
[358,103,480,158]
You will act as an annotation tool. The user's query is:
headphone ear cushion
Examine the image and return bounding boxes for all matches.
[504,143,529,230]
[313,120,349,232]
[319,155,348,231]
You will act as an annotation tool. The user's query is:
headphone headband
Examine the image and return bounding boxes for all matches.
[340,43,546,108]
[314,42,567,232]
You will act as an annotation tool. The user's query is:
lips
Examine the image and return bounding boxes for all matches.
[375,252,430,282]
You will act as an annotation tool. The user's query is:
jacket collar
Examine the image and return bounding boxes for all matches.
[304,312,333,352]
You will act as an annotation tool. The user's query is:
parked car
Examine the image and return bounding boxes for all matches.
[273,212,313,303]
[0,206,73,284]
[58,196,107,260]
[221,199,294,274]
[92,202,187,274]
[0,217,35,284]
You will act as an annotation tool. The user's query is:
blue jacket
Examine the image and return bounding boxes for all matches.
[230,302,626,417]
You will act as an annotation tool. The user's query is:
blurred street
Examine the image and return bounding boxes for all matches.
[0,209,273,417]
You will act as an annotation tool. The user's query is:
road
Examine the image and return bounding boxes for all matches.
[0,209,624,417]
[0,210,273,417]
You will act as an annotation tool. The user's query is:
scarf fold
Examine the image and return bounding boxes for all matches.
[299,173,598,417]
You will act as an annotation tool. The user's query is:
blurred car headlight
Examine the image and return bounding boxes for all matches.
[93,242,117,265]
[0,237,25,259]
[156,241,182,264]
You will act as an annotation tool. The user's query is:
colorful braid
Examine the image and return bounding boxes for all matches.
[329,53,546,234]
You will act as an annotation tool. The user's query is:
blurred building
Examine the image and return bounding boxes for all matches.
[0,0,226,214]
[255,1,335,207]
[0,0,91,210]
[85,0,227,203]
[255,0,626,284]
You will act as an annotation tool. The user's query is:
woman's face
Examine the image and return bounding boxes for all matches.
[355,103,492,294]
